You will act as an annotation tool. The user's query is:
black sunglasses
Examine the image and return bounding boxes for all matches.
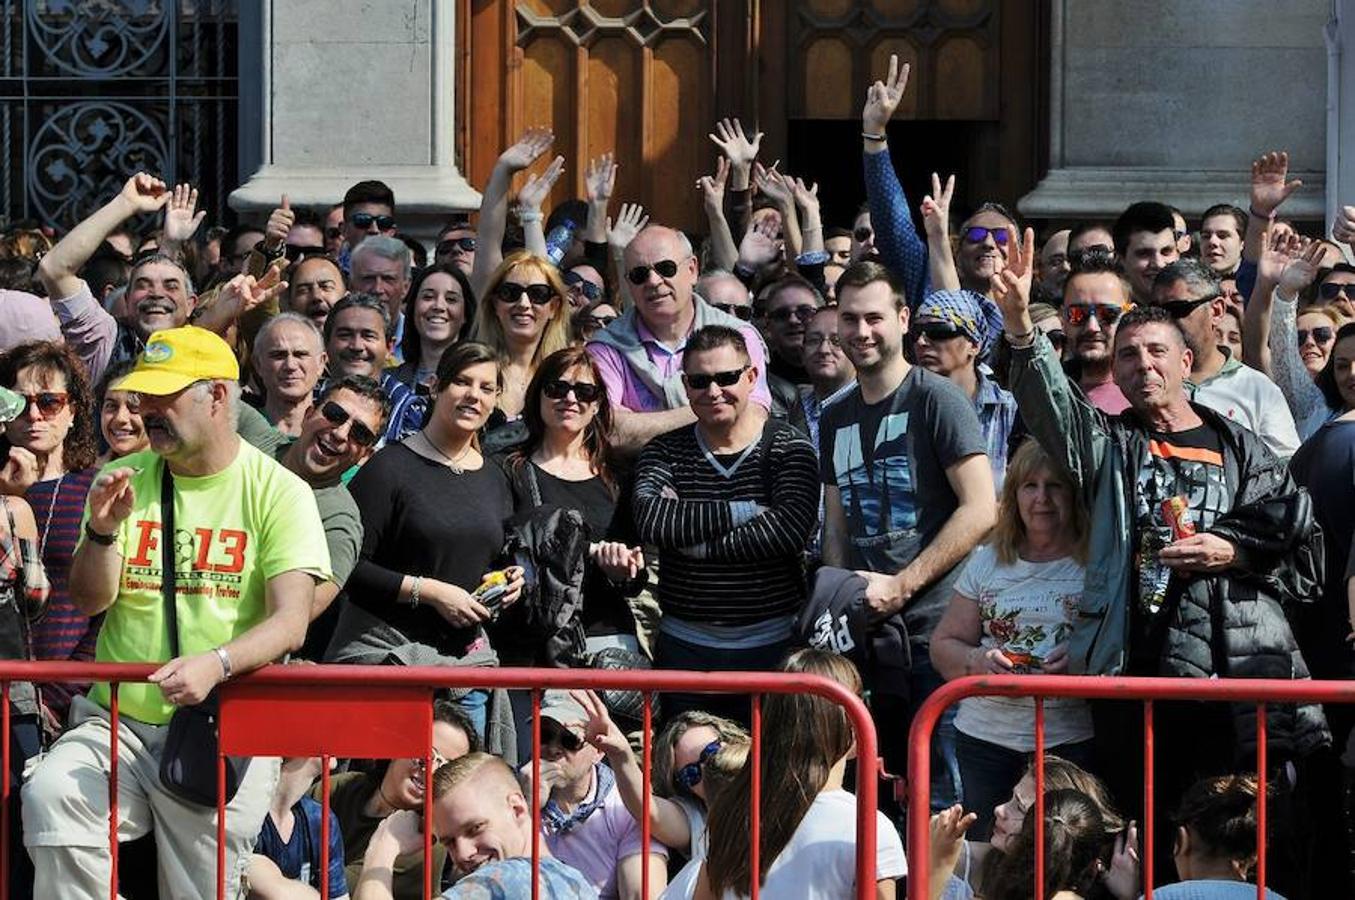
[1160,295,1216,319]
[768,305,817,324]
[437,237,476,255]
[495,282,556,305]
[586,315,617,329]
[1298,326,1335,346]
[683,367,748,390]
[285,244,326,262]
[853,226,873,243]
[626,259,680,285]
[318,400,379,448]
[714,302,753,321]
[324,226,343,241]
[541,724,584,752]
[350,212,396,231]
[916,322,968,342]
[542,379,602,404]
[1320,282,1355,301]
[563,271,603,301]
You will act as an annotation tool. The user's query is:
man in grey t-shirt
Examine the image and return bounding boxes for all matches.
[820,261,996,810]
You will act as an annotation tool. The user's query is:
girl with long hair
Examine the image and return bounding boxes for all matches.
[392,262,476,391]
[931,439,1095,838]
[687,649,907,899]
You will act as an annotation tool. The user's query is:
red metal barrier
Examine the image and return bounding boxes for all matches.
[0,661,881,900]
[906,674,1355,900]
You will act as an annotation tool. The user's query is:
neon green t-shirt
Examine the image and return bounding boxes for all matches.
[85,440,332,724]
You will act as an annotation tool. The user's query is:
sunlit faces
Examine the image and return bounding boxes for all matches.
[285,256,345,330]
[956,210,1014,287]
[254,319,326,405]
[802,308,854,387]
[1061,271,1129,366]
[352,251,410,319]
[343,201,396,251]
[294,388,384,481]
[1318,270,1355,321]
[1297,310,1337,376]
[622,228,698,324]
[1331,333,1355,411]
[384,720,473,811]
[762,284,820,363]
[539,364,600,438]
[326,305,389,378]
[436,226,477,274]
[100,389,147,459]
[836,280,908,374]
[672,724,721,803]
[681,343,755,429]
[127,259,194,340]
[1122,229,1179,301]
[1015,464,1074,539]
[433,769,531,876]
[1151,278,1219,359]
[7,366,74,459]
[1068,226,1114,257]
[1214,311,1242,361]
[563,264,605,311]
[1037,229,1071,295]
[493,264,560,345]
[1112,321,1192,414]
[434,360,500,435]
[414,272,467,348]
[991,773,1036,853]
[1199,214,1242,274]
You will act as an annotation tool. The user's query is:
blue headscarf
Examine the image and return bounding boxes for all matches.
[916,288,1004,362]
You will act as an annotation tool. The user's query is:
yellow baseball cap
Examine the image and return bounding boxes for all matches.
[113,325,240,396]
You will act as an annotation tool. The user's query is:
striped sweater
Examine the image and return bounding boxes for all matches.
[632,421,820,626]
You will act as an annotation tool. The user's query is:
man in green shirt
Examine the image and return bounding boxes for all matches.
[22,324,332,899]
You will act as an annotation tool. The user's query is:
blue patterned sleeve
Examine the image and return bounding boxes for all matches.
[863,147,931,307]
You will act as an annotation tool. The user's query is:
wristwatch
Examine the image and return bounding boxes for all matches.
[83,522,116,546]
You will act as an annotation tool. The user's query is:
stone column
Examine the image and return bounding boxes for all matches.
[1328,0,1355,233]
[1020,0,1328,222]
[229,0,480,237]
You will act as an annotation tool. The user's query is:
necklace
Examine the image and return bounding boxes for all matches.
[418,430,473,474]
[38,473,63,559]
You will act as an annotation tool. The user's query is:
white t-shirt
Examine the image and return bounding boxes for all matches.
[659,790,905,899]
[952,545,1093,752]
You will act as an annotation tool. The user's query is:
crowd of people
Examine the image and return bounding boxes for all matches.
[0,53,1345,899]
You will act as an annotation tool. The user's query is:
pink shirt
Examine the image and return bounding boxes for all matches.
[587,315,772,413]
[1086,379,1131,415]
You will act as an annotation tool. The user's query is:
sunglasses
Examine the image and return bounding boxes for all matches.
[542,379,602,404]
[1063,303,1128,328]
[1298,326,1335,346]
[19,391,68,418]
[916,322,969,343]
[853,226,873,243]
[586,315,617,329]
[541,724,584,752]
[495,282,556,305]
[324,226,343,241]
[962,226,1011,245]
[768,305,817,324]
[675,740,722,789]
[350,212,396,231]
[1320,282,1355,301]
[563,271,603,301]
[285,244,326,262]
[683,367,748,390]
[713,303,753,321]
[1159,295,1216,319]
[437,237,477,255]
[626,259,680,285]
[318,400,380,448]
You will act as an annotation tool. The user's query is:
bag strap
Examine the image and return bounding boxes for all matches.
[2,497,32,656]
[161,463,180,658]
[525,461,544,508]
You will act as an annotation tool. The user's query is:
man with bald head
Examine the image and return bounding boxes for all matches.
[587,225,771,452]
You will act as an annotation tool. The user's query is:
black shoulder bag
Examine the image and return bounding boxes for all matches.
[157,465,250,807]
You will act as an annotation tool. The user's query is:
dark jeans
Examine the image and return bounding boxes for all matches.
[874,652,962,822]
[654,630,793,729]
[7,713,38,900]
[955,729,1096,840]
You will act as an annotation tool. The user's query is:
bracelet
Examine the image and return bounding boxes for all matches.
[1005,329,1036,348]
[83,522,116,546]
[1248,205,1274,220]
[861,131,887,142]
[409,576,423,608]
[213,646,233,681]
[517,209,543,223]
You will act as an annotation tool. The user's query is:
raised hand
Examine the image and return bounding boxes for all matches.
[1334,205,1355,253]
[162,183,206,244]
[219,268,288,319]
[370,809,425,857]
[263,194,294,251]
[708,117,762,171]
[1251,151,1303,218]
[928,804,978,895]
[990,225,1037,326]
[1104,821,1141,900]
[737,217,781,269]
[517,155,564,214]
[920,172,955,241]
[1277,237,1327,298]
[754,161,793,209]
[499,127,555,172]
[570,688,632,758]
[119,173,170,215]
[790,177,820,214]
[862,54,911,136]
[696,157,730,210]
[584,153,617,207]
[607,202,649,252]
[0,446,40,497]
[1256,226,1303,284]
[87,466,137,535]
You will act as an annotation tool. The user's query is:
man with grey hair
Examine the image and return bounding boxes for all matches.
[586,224,771,452]
[698,270,753,322]
[36,172,202,385]
[253,312,328,436]
[350,234,412,365]
[1151,258,1298,457]
[23,324,330,900]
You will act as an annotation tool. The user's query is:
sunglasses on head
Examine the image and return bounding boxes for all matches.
[563,271,603,301]
[494,282,556,305]
[19,391,68,418]
[768,305,817,324]
[542,379,602,404]
[916,322,969,343]
[1298,326,1335,346]
[541,723,584,752]
[962,226,1011,245]
[626,259,680,285]
[682,367,748,391]
[1159,295,1217,319]
[714,302,753,321]
[350,212,396,231]
[852,226,873,243]
[437,237,476,256]
[675,740,722,789]
[1063,303,1127,328]
[318,400,380,448]
[1320,282,1355,301]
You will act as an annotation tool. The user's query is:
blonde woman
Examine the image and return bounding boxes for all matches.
[931,439,1094,840]
[472,249,572,452]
